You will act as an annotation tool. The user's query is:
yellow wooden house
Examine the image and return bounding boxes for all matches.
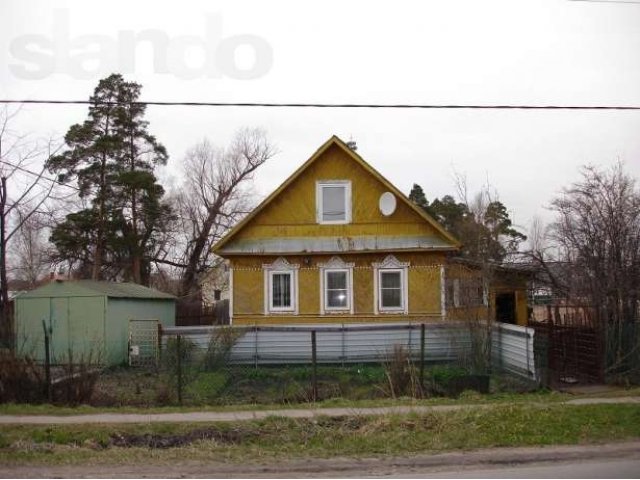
[212,136,528,326]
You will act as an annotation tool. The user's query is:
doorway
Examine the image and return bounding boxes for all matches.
[496,292,516,324]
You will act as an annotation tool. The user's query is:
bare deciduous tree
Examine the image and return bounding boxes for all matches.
[0,106,61,345]
[524,215,569,298]
[549,163,640,323]
[156,128,275,297]
[548,163,640,379]
[11,208,52,288]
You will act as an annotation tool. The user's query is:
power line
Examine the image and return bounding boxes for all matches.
[0,159,80,191]
[0,99,639,110]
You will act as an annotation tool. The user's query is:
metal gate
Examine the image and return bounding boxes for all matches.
[128,319,160,368]
[529,306,605,385]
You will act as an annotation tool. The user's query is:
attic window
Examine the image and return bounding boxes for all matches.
[317,181,351,224]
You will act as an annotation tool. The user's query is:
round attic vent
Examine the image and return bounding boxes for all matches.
[379,192,397,216]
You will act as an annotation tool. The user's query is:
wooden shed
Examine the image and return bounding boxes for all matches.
[15,280,175,366]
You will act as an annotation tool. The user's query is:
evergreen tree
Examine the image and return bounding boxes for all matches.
[428,195,469,232]
[112,79,168,284]
[408,183,429,212]
[408,184,526,262]
[47,74,169,284]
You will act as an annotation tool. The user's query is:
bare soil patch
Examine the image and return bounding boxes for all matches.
[108,426,255,449]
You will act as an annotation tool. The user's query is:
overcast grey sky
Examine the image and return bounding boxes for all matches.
[1,0,639,235]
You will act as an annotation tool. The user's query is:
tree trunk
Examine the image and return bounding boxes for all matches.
[92,159,106,281]
[129,132,141,284]
[0,177,11,347]
[180,212,216,297]
[91,111,113,281]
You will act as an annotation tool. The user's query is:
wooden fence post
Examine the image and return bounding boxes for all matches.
[176,334,182,405]
[420,323,426,390]
[311,330,318,402]
[42,320,52,403]
[254,326,259,369]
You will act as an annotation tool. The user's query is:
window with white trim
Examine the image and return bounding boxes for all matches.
[317,181,351,224]
[270,271,293,310]
[325,269,349,310]
[263,258,299,314]
[319,256,354,314]
[379,269,403,309]
[373,255,409,314]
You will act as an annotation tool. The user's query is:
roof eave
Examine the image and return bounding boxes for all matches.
[219,246,460,256]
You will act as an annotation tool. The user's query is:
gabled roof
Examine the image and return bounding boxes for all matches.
[17,280,175,300]
[212,135,461,253]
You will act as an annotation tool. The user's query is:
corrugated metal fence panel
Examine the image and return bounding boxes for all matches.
[162,323,474,365]
[491,322,536,380]
[162,326,212,349]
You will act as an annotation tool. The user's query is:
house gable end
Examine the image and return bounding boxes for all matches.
[214,136,460,255]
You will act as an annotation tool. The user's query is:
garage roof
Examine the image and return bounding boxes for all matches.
[16,280,175,300]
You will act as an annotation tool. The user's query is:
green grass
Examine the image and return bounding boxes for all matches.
[2,360,638,416]
[0,403,638,465]
[3,384,639,417]
[87,363,549,407]
[0,389,574,416]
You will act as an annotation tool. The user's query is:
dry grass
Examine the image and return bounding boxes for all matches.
[0,403,639,465]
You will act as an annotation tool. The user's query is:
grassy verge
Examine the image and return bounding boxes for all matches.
[1,386,638,416]
[0,403,638,465]
[0,390,572,416]
[84,363,550,408]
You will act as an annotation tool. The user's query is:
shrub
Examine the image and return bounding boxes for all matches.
[54,348,102,405]
[202,327,243,371]
[0,347,101,405]
[0,349,47,403]
[382,344,422,398]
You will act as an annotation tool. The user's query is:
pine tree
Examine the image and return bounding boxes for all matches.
[408,183,429,212]
[47,74,169,283]
[408,184,526,262]
[112,79,168,284]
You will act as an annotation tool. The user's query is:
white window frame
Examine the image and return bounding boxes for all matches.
[316,180,352,225]
[319,256,354,314]
[373,255,409,314]
[324,269,350,311]
[269,271,294,312]
[440,265,446,321]
[229,266,234,325]
[453,278,461,308]
[263,258,299,315]
[378,269,405,311]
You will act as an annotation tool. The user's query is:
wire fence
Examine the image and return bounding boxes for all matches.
[2,320,540,406]
[150,322,537,405]
[6,316,638,407]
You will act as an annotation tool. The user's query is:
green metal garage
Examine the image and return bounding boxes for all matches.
[15,280,175,366]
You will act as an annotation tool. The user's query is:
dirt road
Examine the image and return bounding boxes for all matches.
[1,441,638,478]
